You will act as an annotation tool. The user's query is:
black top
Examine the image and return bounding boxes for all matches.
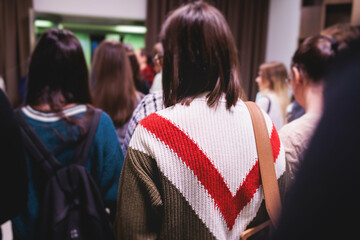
[0,90,27,224]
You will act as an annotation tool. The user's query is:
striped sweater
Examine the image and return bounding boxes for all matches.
[115,95,288,240]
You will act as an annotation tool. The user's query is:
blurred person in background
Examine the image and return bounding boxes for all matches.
[124,44,150,95]
[285,23,360,124]
[279,23,359,180]
[12,29,123,239]
[255,61,290,130]
[279,35,337,179]
[149,42,164,93]
[136,48,156,87]
[285,97,305,123]
[91,40,144,145]
[122,43,164,154]
[271,36,360,240]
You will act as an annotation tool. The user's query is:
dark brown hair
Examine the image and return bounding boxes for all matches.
[26,28,91,109]
[152,42,164,58]
[160,1,244,109]
[321,23,360,50]
[91,40,137,126]
[292,35,336,83]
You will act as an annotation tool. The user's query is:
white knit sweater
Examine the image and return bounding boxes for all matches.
[115,95,287,240]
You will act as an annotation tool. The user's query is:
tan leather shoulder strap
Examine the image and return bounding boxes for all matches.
[244,101,282,228]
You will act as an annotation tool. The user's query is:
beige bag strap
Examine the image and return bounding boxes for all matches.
[244,101,282,228]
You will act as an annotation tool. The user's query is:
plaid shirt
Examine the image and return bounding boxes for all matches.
[122,91,164,155]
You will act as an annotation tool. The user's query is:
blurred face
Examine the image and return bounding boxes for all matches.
[135,49,147,70]
[255,70,270,92]
[153,54,163,73]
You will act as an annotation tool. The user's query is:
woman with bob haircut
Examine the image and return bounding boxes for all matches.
[115,2,287,239]
[91,40,144,145]
[255,61,290,130]
[12,29,124,239]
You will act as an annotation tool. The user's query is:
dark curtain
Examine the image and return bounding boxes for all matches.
[0,0,33,106]
[145,0,269,100]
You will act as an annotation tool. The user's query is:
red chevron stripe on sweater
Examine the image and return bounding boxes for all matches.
[140,113,281,230]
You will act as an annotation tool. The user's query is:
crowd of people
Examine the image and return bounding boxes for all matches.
[0,1,359,239]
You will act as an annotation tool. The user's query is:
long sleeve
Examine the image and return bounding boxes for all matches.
[92,112,124,221]
[115,147,162,240]
[116,97,288,239]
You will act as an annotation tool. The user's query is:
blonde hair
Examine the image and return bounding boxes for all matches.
[259,61,290,123]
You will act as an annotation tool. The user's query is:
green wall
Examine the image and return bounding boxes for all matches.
[122,34,145,50]
[73,32,92,68]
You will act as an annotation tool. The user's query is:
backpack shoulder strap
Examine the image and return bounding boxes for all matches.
[15,110,61,177]
[244,101,282,227]
[71,108,102,166]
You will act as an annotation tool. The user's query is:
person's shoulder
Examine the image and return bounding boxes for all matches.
[144,90,163,102]
[95,110,117,139]
[255,94,270,103]
[279,116,302,138]
[133,107,173,141]
[137,112,162,129]
[253,102,277,132]
[255,94,271,110]
[132,91,164,117]
[93,108,123,153]
[136,91,145,101]
[279,114,318,144]
[97,110,113,126]
[281,114,318,133]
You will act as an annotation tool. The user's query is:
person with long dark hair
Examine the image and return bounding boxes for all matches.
[91,40,144,146]
[115,2,288,239]
[12,29,124,239]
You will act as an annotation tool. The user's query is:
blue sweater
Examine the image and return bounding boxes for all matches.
[12,105,124,239]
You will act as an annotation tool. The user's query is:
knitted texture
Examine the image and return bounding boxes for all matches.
[116,96,287,240]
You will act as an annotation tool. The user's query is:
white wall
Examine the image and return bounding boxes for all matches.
[33,0,147,20]
[265,0,302,68]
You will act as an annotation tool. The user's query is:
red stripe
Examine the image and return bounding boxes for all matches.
[140,113,280,230]
[270,124,281,162]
